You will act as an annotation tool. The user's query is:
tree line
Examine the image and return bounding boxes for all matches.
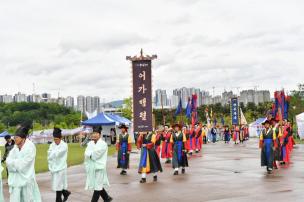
[0,102,82,133]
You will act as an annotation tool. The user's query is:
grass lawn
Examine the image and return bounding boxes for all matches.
[294,138,304,144]
[0,143,117,179]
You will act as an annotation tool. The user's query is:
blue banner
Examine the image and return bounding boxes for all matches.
[231,98,239,125]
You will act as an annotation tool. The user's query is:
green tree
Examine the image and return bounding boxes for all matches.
[121,97,132,120]
[0,122,6,132]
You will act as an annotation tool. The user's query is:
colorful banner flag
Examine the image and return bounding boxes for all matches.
[175,97,182,116]
[231,97,239,125]
[185,97,191,119]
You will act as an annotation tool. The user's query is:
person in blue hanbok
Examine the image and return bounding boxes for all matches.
[171,124,188,175]
[85,126,112,202]
[137,132,162,183]
[223,125,231,143]
[211,126,217,143]
[6,124,41,202]
[116,124,132,175]
[47,127,71,202]
[259,120,277,174]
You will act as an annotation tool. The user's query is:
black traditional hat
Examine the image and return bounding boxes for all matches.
[4,135,11,140]
[118,124,128,129]
[53,127,62,138]
[93,126,103,134]
[262,120,271,125]
[15,122,32,138]
[172,123,182,129]
[270,118,277,124]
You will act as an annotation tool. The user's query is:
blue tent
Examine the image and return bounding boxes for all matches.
[255,118,267,125]
[0,131,10,137]
[82,113,116,126]
[107,114,131,125]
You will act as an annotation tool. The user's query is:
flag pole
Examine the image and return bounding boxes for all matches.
[161,93,166,126]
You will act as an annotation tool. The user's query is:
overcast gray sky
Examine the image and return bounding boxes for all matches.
[0,0,303,101]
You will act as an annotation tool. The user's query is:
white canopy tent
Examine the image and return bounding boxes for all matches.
[30,127,83,144]
[296,112,304,139]
[248,118,266,137]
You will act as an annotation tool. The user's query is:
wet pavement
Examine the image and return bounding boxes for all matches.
[3,139,304,202]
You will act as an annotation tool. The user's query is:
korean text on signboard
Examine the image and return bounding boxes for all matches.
[132,60,152,132]
[231,98,239,125]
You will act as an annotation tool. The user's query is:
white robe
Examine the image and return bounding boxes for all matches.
[47,140,68,191]
[6,139,41,202]
[0,154,4,202]
[84,139,109,191]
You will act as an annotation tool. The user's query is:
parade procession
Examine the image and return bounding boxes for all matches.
[0,48,303,202]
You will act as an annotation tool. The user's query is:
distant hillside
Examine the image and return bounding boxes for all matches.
[108,100,124,108]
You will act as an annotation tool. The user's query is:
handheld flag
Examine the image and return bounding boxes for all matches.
[175,97,182,116]
[185,97,191,119]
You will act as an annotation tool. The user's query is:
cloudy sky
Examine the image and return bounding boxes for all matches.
[1,0,303,101]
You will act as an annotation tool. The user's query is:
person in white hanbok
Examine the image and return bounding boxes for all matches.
[85,126,112,202]
[0,151,4,202]
[48,127,71,202]
[6,124,41,202]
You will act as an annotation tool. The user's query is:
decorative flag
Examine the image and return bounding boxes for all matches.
[210,108,213,118]
[185,97,191,119]
[221,117,225,126]
[85,110,98,119]
[205,107,211,126]
[240,108,247,125]
[213,118,217,126]
[231,97,239,125]
[272,90,290,121]
[191,94,198,126]
[175,97,182,116]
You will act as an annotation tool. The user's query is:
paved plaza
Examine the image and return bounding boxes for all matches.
[3,139,304,201]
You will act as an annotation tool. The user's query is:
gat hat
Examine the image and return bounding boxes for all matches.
[93,126,103,134]
[118,124,128,129]
[172,123,182,129]
[262,120,271,125]
[4,135,11,140]
[15,122,32,138]
[53,127,62,138]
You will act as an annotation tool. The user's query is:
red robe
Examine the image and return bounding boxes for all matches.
[280,126,290,163]
[186,129,195,151]
[161,131,172,158]
[195,127,203,151]
[154,133,162,157]
[233,129,239,142]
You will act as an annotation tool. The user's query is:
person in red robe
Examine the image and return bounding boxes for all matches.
[154,129,163,158]
[233,125,240,144]
[161,125,173,164]
[286,122,295,154]
[186,125,196,155]
[280,120,290,165]
[195,123,203,153]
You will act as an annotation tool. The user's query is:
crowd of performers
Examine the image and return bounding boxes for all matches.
[116,123,193,183]
[0,118,295,201]
[259,119,295,174]
[116,122,250,183]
